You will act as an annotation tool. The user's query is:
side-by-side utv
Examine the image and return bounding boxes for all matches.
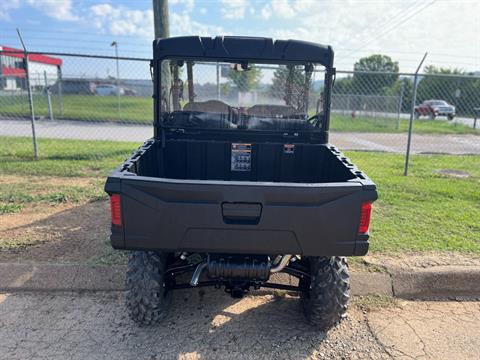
[105,36,377,330]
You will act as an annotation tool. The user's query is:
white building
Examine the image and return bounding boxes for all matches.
[0,46,62,91]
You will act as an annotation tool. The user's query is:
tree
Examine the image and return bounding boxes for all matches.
[353,54,399,94]
[332,75,354,94]
[271,65,312,110]
[227,65,262,92]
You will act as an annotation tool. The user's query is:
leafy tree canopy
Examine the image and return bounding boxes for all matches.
[353,54,399,94]
[227,65,262,92]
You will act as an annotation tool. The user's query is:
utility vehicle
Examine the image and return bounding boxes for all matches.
[105,36,377,330]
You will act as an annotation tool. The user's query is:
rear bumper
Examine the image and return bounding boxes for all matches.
[106,176,377,257]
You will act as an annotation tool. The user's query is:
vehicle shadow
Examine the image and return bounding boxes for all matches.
[0,287,343,360]
[121,287,329,359]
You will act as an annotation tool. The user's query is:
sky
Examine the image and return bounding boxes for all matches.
[0,0,479,74]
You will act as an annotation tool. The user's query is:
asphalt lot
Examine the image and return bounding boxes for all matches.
[0,290,479,360]
[1,118,479,154]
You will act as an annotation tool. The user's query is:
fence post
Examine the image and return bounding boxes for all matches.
[17,29,38,160]
[404,53,428,176]
[113,43,121,120]
[25,56,38,159]
[44,71,54,121]
[396,79,405,129]
[57,65,64,117]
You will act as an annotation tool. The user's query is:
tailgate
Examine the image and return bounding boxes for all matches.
[108,176,377,256]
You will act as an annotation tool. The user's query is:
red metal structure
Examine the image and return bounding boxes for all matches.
[0,46,62,91]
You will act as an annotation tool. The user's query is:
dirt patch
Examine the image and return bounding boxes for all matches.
[0,200,114,264]
[0,175,96,187]
[1,201,78,230]
[364,252,480,271]
[437,169,471,178]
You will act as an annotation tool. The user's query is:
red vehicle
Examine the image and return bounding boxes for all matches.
[414,100,455,120]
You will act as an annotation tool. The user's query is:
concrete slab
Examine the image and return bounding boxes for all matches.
[368,301,480,359]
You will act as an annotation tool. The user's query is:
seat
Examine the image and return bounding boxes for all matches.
[247,104,297,118]
[184,100,230,114]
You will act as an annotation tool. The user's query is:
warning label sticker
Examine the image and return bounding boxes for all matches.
[283,144,295,154]
[231,143,252,172]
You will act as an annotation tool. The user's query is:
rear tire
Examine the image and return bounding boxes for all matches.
[125,251,171,326]
[447,114,454,121]
[300,256,350,330]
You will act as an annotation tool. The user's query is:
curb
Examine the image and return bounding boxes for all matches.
[0,263,479,298]
[390,266,480,298]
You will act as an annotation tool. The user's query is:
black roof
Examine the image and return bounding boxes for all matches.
[153,36,334,67]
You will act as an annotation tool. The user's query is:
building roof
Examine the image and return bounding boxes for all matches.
[0,46,62,66]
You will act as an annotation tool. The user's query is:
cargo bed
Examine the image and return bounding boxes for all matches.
[105,136,377,256]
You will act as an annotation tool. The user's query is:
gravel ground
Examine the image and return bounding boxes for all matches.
[1,289,479,359]
[0,290,388,360]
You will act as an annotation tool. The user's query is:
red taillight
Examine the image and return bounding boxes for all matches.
[110,194,122,226]
[358,202,372,234]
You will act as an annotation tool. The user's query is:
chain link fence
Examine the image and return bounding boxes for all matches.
[1,50,479,172]
[0,50,153,144]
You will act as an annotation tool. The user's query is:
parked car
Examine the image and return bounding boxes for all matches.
[415,100,455,120]
[95,84,124,96]
[51,79,96,95]
[105,36,377,331]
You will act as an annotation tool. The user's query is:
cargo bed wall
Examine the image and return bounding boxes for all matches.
[134,140,356,183]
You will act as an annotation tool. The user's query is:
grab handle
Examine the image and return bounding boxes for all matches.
[222,203,262,224]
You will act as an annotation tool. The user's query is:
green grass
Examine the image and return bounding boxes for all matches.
[0,203,23,214]
[0,137,140,177]
[346,151,480,253]
[1,136,479,254]
[330,115,479,134]
[0,94,153,123]
[1,94,478,134]
[0,181,105,209]
[0,137,138,223]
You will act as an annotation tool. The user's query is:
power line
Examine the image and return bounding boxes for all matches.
[0,27,152,40]
[3,33,476,64]
[0,35,150,49]
[343,1,422,47]
[344,0,437,59]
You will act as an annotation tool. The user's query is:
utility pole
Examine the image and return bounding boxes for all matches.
[153,0,170,113]
[152,0,169,39]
